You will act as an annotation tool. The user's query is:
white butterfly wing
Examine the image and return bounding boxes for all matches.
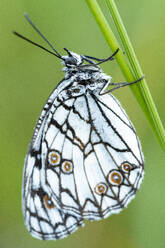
[41,90,144,220]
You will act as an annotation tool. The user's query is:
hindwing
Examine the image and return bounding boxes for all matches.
[39,91,144,220]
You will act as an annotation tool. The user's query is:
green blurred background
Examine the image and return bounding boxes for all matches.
[0,0,165,247]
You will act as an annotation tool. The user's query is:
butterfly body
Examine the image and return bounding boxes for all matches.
[23,50,144,240]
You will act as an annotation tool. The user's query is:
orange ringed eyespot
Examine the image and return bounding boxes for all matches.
[62,161,73,174]
[122,162,132,173]
[48,151,60,166]
[64,162,71,171]
[43,194,55,209]
[109,171,123,185]
[95,183,107,195]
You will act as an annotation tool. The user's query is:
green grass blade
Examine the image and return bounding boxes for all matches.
[85,0,165,152]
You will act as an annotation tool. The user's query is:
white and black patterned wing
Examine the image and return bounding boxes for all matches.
[41,91,144,220]
[23,149,83,240]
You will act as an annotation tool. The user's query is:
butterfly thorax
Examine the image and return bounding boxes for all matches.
[61,51,111,96]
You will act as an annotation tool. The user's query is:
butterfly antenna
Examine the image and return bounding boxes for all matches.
[24,13,62,59]
[13,31,62,58]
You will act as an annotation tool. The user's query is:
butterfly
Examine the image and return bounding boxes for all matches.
[15,14,144,240]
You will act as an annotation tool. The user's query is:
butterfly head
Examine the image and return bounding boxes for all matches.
[62,48,83,67]
[61,48,103,79]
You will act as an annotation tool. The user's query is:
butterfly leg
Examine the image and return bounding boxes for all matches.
[100,76,144,95]
[82,48,119,65]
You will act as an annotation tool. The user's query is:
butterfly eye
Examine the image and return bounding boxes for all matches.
[62,161,73,174]
[65,57,77,65]
[108,170,123,186]
[48,151,61,166]
[121,162,132,173]
[43,194,55,209]
[95,183,107,195]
